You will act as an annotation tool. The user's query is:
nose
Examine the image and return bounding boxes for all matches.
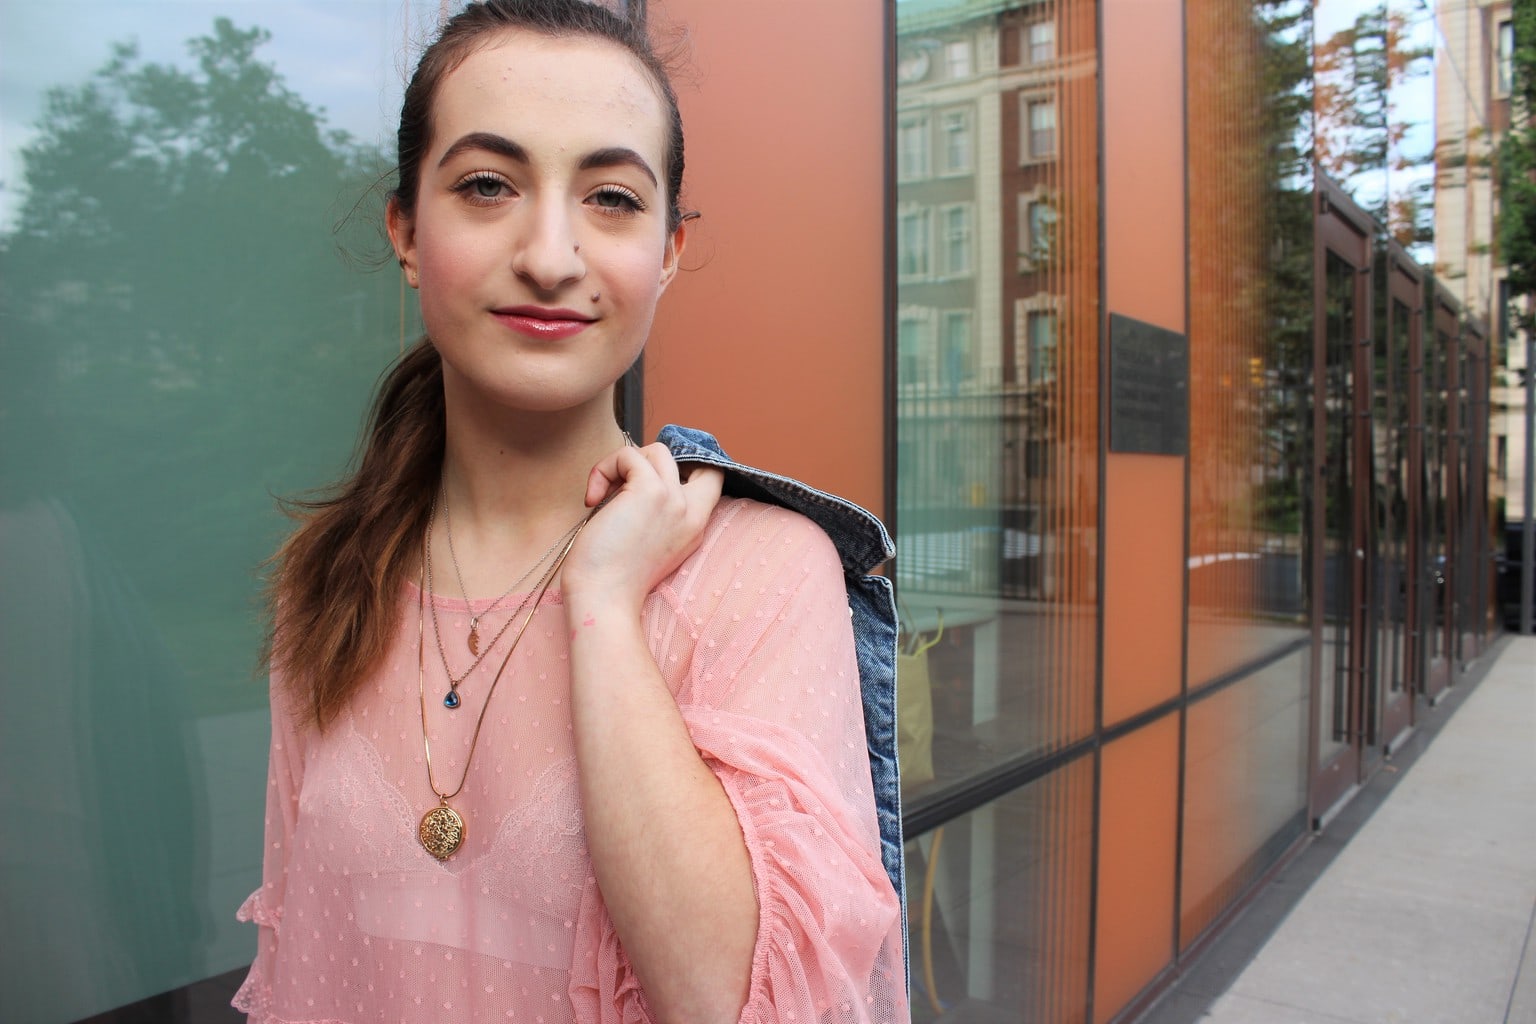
[510,199,585,292]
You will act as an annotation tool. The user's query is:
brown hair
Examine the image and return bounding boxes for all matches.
[269,0,686,729]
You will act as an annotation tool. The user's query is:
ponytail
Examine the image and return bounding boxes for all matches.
[267,338,445,729]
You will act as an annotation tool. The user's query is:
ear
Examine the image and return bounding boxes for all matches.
[658,219,689,293]
[386,196,419,288]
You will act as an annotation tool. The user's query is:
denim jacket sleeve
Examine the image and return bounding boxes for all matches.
[658,424,908,977]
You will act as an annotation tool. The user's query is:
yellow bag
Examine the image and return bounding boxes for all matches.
[897,610,942,789]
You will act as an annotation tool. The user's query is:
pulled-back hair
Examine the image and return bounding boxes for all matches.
[269,0,686,729]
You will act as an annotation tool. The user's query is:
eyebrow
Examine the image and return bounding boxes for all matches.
[577,147,658,187]
[437,133,658,188]
[438,132,527,167]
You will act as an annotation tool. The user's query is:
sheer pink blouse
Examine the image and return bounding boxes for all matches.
[235,497,908,1023]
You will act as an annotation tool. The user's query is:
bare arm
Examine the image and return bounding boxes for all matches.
[562,444,755,1024]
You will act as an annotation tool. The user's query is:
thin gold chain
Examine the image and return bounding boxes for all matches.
[417,505,591,803]
[427,502,583,688]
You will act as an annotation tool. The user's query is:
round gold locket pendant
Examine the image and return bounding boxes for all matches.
[419,803,465,860]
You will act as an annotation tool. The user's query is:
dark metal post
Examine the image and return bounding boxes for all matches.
[1521,331,1534,634]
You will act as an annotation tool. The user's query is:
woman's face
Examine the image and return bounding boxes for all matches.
[389,30,683,419]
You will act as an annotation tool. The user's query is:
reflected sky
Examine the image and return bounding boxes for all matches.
[1314,0,1438,262]
[0,1,443,230]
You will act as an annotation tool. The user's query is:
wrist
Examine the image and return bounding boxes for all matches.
[563,584,646,632]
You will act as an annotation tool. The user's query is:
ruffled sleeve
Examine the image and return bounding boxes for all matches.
[570,499,908,1024]
[232,666,308,1020]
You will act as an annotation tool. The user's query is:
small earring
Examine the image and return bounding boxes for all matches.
[590,291,600,302]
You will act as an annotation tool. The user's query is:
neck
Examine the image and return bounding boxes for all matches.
[436,386,629,568]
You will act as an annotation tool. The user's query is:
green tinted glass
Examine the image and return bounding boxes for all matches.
[0,6,418,1020]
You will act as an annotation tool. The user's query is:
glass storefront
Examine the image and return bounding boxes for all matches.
[0,5,416,1020]
[0,0,1503,1021]
[894,0,1099,806]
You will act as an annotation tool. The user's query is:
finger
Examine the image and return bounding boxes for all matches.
[584,461,619,508]
[635,442,682,487]
[584,447,632,507]
[585,444,661,507]
[680,465,724,522]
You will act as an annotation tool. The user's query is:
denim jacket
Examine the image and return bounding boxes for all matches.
[658,424,907,969]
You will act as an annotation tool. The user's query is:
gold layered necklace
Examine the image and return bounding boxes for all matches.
[442,486,580,657]
[415,502,591,860]
[426,503,584,709]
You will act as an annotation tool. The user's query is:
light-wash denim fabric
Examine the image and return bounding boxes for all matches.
[659,424,907,974]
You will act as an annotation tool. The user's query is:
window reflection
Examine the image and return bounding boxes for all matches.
[1185,0,1314,686]
[0,8,410,1019]
[895,0,1099,803]
[905,759,1093,1023]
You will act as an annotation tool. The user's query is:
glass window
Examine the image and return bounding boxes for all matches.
[945,38,973,79]
[899,314,930,389]
[1027,21,1056,64]
[941,204,973,276]
[0,4,412,1019]
[1023,97,1057,161]
[896,0,1099,806]
[1020,197,1057,265]
[1181,649,1308,947]
[939,109,973,174]
[1026,310,1057,385]
[899,206,931,279]
[899,116,930,181]
[941,311,974,389]
[1496,19,1514,96]
[905,759,1093,1023]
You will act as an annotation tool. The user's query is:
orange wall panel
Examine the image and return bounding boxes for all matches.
[1102,454,1185,724]
[1094,714,1179,1023]
[642,0,886,519]
[1102,0,1186,331]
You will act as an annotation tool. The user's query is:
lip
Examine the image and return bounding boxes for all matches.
[490,305,596,340]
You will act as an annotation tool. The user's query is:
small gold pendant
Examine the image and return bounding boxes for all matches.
[467,623,480,656]
[419,803,465,860]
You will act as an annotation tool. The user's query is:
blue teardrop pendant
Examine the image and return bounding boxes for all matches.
[443,689,461,709]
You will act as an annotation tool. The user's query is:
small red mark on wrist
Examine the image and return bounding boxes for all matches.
[582,615,596,627]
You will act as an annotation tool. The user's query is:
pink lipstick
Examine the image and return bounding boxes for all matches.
[491,305,595,340]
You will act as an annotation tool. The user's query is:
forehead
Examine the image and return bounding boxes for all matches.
[430,30,667,164]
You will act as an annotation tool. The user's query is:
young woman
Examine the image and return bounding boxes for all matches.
[236,2,907,1022]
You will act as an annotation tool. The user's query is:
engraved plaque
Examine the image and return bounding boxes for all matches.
[1109,314,1188,455]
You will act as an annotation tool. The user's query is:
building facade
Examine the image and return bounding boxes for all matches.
[1434,0,1525,513]
[0,1,1505,1023]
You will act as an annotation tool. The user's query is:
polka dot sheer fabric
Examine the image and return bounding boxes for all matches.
[235,498,908,1023]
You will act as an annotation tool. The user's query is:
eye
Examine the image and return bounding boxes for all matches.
[587,185,646,217]
[450,171,514,205]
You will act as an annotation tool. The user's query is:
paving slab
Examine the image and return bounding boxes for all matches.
[1202,991,1365,1024]
[1193,636,1536,1024]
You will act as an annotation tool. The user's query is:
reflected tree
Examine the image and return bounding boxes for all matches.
[0,18,407,1019]
[0,18,402,697]
[1314,3,1433,248]
[1499,0,1536,339]
[1253,0,1315,551]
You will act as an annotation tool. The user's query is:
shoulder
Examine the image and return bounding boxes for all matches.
[659,424,893,577]
[694,497,844,584]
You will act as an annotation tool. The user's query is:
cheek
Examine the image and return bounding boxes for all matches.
[416,223,489,291]
[413,225,493,333]
[599,241,670,305]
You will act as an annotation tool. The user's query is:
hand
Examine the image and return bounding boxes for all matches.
[561,442,724,615]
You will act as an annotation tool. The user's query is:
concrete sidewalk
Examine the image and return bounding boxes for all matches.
[1190,635,1536,1024]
